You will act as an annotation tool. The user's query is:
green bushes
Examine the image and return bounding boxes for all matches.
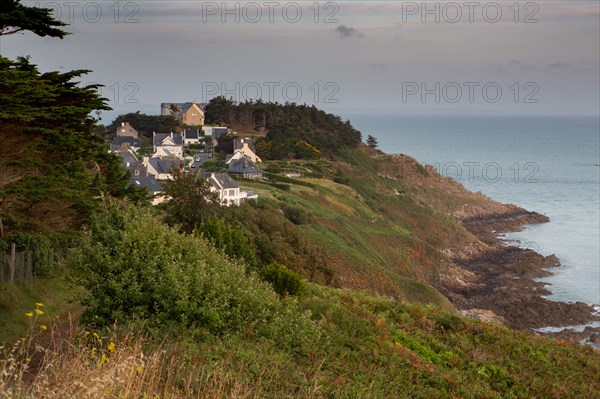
[70,200,319,348]
[260,262,306,297]
[282,205,312,225]
[195,216,257,269]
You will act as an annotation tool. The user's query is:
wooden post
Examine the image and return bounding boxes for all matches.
[9,242,16,283]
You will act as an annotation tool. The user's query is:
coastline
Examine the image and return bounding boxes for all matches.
[438,208,600,342]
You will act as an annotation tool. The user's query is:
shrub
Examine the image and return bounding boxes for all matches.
[282,205,312,225]
[195,216,258,269]
[70,200,318,346]
[260,262,306,297]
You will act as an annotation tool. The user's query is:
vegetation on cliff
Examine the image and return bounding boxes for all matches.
[1,2,598,397]
[3,201,599,398]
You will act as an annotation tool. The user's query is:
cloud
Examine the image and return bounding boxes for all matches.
[333,25,364,38]
[369,63,388,69]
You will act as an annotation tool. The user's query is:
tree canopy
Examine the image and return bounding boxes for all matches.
[107,112,181,137]
[0,0,68,38]
[0,1,138,233]
[204,96,363,160]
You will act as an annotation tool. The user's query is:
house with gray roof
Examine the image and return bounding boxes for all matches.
[161,101,206,126]
[115,122,139,138]
[144,156,183,181]
[110,136,142,153]
[233,137,262,163]
[227,156,263,180]
[199,172,257,206]
[128,176,165,205]
[153,132,184,159]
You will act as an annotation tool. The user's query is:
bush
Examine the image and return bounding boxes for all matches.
[282,205,312,225]
[260,262,306,297]
[195,216,258,269]
[70,200,318,347]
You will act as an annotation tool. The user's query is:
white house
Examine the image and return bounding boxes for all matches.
[144,156,183,181]
[201,172,257,206]
[153,132,184,159]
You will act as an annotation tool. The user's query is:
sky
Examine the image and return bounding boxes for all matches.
[1,1,599,123]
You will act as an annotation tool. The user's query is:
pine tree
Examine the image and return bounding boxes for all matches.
[0,0,68,37]
[0,0,135,232]
[366,135,379,149]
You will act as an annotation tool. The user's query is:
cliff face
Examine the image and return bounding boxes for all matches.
[243,148,598,332]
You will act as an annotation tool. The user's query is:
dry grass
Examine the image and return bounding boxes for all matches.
[1,321,323,399]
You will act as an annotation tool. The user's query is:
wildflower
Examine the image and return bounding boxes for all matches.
[35,303,45,307]
[34,309,44,315]
[136,364,144,375]
[40,325,47,331]
[98,354,109,366]
[25,312,33,317]
[107,342,116,352]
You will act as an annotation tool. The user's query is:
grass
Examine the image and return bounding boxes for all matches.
[0,276,80,344]
[239,159,457,302]
[1,285,599,398]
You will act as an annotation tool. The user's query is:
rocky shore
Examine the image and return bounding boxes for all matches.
[439,209,600,341]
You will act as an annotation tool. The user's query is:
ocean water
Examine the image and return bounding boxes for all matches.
[345,114,600,308]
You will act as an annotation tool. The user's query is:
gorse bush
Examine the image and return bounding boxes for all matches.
[195,216,257,269]
[260,262,306,297]
[70,200,319,349]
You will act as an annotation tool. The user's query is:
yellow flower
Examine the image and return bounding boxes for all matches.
[98,354,109,366]
[35,303,45,307]
[40,325,47,331]
[136,364,144,374]
[34,309,44,315]
[25,312,33,317]
[107,342,116,352]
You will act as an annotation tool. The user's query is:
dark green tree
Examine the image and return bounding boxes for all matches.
[0,0,133,232]
[203,96,236,125]
[160,170,220,233]
[366,135,379,149]
[107,112,180,137]
[0,0,68,38]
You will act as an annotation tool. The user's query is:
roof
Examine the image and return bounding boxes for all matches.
[184,129,200,139]
[213,127,228,139]
[117,151,138,165]
[113,136,142,147]
[228,157,262,175]
[128,176,163,194]
[200,172,239,190]
[148,157,182,174]
[115,122,139,136]
[234,138,257,154]
[179,102,196,116]
[154,133,183,146]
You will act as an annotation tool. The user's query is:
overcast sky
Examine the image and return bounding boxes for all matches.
[2,1,599,123]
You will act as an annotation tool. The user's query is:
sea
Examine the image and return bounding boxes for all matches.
[345,114,600,320]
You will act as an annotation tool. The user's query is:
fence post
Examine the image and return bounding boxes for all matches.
[9,242,16,283]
